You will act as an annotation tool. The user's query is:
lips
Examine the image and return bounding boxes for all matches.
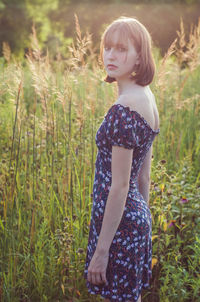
[107,64,117,68]
[107,64,117,69]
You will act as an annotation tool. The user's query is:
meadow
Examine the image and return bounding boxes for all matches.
[0,16,200,302]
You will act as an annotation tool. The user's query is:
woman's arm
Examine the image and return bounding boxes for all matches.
[95,146,133,254]
[137,146,152,205]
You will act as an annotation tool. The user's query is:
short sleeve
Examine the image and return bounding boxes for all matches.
[106,105,139,149]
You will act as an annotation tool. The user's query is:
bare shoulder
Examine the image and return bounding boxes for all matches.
[116,89,149,112]
[114,87,159,131]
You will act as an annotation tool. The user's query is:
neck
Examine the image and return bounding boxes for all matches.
[116,77,141,96]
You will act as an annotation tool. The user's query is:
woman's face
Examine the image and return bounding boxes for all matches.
[103,30,139,81]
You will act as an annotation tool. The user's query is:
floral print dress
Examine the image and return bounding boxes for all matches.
[84,103,160,302]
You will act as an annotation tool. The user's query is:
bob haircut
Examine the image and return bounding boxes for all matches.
[100,16,156,86]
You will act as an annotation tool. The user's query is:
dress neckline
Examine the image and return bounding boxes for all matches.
[107,103,160,134]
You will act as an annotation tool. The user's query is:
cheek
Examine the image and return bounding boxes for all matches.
[103,51,107,64]
[125,53,136,67]
[102,54,106,65]
[124,52,128,63]
[118,53,127,64]
[121,52,128,64]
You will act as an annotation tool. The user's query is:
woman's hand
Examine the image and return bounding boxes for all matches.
[87,249,109,285]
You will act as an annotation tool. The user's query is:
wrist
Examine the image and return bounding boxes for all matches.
[96,244,109,255]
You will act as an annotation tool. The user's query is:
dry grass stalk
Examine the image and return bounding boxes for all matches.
[156,17,200,111]
[26,49,51,102]
[0,61,25,134]
[67,13,93,69]
[175,17,187,67]
[175,93,200,110]
[2,41,11,63]
[55,71,72,118]
[156,37,178,112]
[26,24,51,89]
[175,17,200,72]
[1,60,23,103]
[175,17,200,104]
[157,38,177,86]
[26,25,54,135]
[29,23,42,61]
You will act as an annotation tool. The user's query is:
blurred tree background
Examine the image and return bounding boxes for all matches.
[0,0,200,60]
[0,1,200,302]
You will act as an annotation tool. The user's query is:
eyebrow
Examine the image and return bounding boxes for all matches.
[116,43,126,47]
[105,42,127,48]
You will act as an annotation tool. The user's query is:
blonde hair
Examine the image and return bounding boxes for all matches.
[100,16,156,86]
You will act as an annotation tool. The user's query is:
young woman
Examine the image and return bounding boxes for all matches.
[84,16,160,302]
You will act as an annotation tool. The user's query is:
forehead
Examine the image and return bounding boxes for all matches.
[104,26,131,47]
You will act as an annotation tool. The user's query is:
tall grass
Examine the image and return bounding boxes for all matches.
[0,14,199,302]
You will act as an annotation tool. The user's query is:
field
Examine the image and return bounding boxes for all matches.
[0,16,200,302]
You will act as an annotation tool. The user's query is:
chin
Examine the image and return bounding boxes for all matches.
[107,70,117,74]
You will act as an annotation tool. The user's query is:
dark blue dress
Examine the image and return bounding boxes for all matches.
[84,103,160,302]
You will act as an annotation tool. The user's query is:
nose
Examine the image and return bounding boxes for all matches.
[107,48,116,60]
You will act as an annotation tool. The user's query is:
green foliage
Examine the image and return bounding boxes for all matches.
[26,0,59,43]
[0,16,200,302]
[0,0,31,58]
[0,0,59,59]
[0,0,200,60]
[144,160,200,302]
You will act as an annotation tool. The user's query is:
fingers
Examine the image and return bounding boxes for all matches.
[87,271,108,285]
[95,272,102,285]
[101,271,108,285]
[87,271,92,283]
[91,272,96,285]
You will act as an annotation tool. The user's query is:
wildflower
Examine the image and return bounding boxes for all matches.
[180,197,188,204]
[63,217,69,222]
[160,183,165,192]
[66,239,72,244]
[160,159,166,164]
[152,258,158,269]
[77,248,84,254]
[167,190,172,196]
[72,214,77,221]
[168,220,176,228]
[154,185,159,192]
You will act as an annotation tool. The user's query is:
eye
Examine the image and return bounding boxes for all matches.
[104,46,110,51]
[118,47,126,52]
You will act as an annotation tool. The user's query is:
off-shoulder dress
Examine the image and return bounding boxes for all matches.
[84,103,160,302]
